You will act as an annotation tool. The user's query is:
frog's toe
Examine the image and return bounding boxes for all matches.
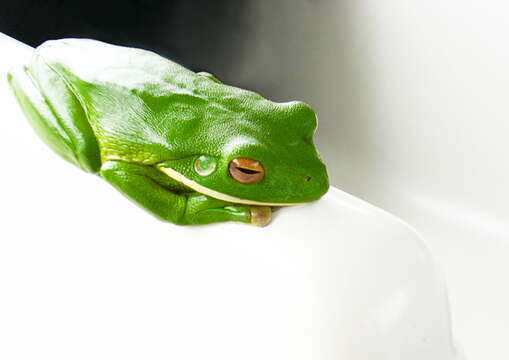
[249,206,272,227]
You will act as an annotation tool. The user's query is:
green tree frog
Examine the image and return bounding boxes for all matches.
[7,39,328,226]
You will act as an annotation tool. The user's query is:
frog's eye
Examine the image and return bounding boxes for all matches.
[195,155,217,176]
[229,158,265,184]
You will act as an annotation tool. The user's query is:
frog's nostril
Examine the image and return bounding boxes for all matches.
[304,176,312,182]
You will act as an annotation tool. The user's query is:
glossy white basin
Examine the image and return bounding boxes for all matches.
[217,2,509,359]
[0,33,465,359]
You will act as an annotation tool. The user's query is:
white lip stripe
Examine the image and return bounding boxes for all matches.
[158,166,302,207]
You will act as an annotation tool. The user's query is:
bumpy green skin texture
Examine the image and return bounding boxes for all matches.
[7,39,329,225]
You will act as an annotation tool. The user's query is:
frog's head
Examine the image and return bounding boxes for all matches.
[158,88,329,206]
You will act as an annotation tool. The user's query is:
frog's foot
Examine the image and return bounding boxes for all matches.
[249,206,272,227]
[101,161,272,227]
[196,204,272,227]
[183,193,272,226]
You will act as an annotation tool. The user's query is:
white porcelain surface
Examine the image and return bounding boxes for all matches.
[218,2,509,359]
[0,33,463,360]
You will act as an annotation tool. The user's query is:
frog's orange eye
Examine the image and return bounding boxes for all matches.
[229,158,265,184]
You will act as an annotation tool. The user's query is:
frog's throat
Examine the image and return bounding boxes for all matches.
[158,167,302,207]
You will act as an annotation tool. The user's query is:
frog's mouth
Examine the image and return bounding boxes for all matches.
[158,166,303,207]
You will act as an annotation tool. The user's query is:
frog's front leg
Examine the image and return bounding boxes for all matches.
[100,161,271,226]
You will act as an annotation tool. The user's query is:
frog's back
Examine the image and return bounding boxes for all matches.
[37,38,197,96]
[35,39,276,165]
[34,39,205,165]
[35,39,316,168]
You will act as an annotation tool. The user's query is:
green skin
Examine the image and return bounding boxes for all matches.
[7,39,329,226]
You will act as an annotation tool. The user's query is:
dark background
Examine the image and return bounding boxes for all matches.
[0,0,252,78]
